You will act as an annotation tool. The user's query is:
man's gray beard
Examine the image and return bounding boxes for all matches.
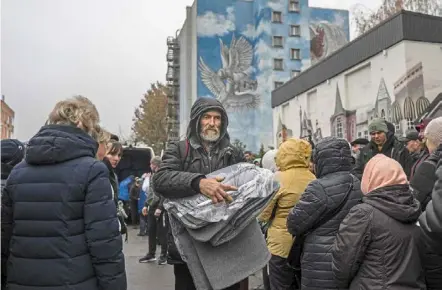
[200,131,220,143]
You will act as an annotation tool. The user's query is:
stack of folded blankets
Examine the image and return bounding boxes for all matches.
[164,163,279,290]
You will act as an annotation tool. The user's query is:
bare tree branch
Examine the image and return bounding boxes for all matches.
[353,0,441,36]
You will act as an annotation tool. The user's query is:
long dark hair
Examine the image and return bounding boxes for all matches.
[106,140,123,156]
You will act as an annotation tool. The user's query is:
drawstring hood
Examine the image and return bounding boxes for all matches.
[186,97,230,149]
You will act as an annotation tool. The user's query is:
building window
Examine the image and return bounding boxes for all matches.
[272,11,282,23]
[272,36,283,47]
[290,25,301,36]
[364,130,368,139]
[358,131,362,137]
[290,48,301,60]
[273,58,284,71]
[336,117,343,138]
[381,109,385,119]
[289,0,300,12]
[274,81,284,89]
[407,119,414,129]
[291,70,300,78]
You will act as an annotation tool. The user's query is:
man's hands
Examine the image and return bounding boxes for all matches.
[142,172,151,179]
[154,209,162,217]
[142,207,162,217]
[199,178,237,204]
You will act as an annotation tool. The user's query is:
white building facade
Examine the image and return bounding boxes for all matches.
[271,11,442,146]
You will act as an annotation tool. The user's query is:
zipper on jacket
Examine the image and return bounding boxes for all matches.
[208,151,212,172]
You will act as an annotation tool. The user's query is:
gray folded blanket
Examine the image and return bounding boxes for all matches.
[169,213,270,290]
[165,163,278,290]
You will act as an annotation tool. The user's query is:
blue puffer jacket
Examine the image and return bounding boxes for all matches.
[1,125,127,290]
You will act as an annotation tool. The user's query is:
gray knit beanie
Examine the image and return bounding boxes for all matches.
[424,117,442,146]
[368,118,389,133]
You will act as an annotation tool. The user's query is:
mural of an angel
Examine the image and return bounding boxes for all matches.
[310,21,348,64]
[199,34,260,110]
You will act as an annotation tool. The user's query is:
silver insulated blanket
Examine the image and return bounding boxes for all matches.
[164,163,279,290]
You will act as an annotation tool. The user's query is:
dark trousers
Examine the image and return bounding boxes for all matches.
[148,208,168,256]
[269,254,298,290]
[130,199,139,225]
[173,263,240,290]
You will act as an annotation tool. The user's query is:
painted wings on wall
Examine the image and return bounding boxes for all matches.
[199,34,259,110]
[219,34,253,75]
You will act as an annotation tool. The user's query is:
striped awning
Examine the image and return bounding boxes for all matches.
[391,101,402,124]
[416,96,430,118]
[403,97,416,120]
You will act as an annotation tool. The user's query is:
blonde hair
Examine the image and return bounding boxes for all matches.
[47,95,100,136]
[92,126,111,144]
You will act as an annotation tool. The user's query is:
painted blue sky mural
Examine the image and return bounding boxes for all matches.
[195,0,349,152]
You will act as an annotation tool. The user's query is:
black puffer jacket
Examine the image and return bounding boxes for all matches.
[152,97,244,264]
[410,148,429,180]
[287,137,362,290]
[419,144,442,290]
[332,185,425,290]
[0,125,126,290]
[410,147,441,211]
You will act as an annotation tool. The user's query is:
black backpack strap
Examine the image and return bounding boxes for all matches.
[178,139,190,171]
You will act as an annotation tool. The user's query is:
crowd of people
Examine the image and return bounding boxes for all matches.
[1,94,442,290]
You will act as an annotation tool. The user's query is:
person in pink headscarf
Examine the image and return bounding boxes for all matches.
[331,154,425,290]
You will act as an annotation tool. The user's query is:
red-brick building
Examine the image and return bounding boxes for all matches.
[1,95,15,139]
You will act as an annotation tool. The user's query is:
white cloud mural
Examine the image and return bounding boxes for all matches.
[267,0,285,11]
[241,20,271,39]
[301,58,311,70]
[197,6,235,37]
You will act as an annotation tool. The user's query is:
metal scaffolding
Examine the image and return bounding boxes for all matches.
[166,32,180,144]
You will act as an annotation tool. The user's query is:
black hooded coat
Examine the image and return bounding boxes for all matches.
[152,97,244,264]
[286,137,362,290]
[332,185,425,290]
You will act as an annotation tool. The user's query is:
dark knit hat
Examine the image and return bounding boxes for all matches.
[368,118,388,133]
[1,139,25,180]
[404,130,420,142]
[1,139,25,166]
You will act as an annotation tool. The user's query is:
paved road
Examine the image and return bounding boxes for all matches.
[124,228,265,289]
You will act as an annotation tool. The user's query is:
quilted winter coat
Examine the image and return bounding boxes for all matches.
[287,137,362,290]
[1,125,126,290]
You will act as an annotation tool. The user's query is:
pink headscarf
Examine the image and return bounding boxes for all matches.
[361,154,408,195]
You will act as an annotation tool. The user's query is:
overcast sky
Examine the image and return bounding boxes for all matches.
[1,0,379,141]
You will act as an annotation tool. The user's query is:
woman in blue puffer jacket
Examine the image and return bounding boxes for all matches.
[1,96,127,290]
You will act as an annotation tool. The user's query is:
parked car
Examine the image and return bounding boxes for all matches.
[115,145,154,224]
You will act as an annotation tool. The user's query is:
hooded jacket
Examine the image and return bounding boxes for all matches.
[287,137,362,290]
[352,124,412,179]
[0,125,126,290]
[418,144,442,289]
[258,139,315,258]
[410,146,441,211]
[332,155,425,290]
[152,97,244,264]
